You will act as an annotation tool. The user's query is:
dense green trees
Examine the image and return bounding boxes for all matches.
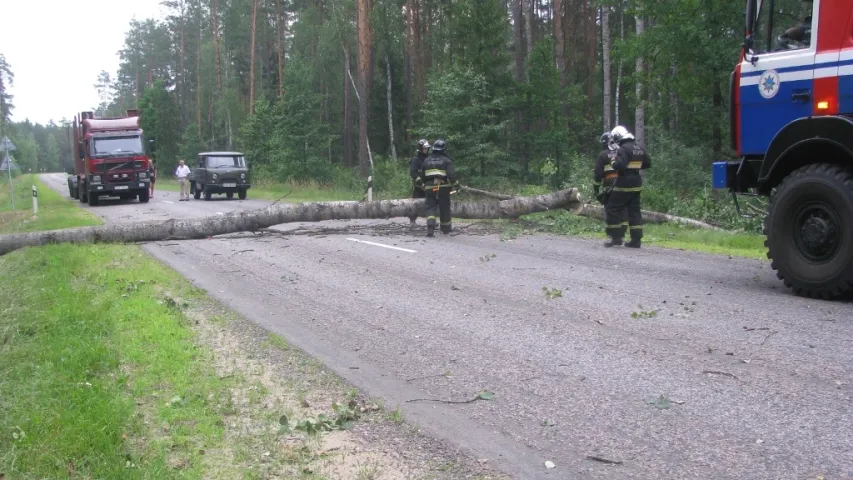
[12,0,758,226]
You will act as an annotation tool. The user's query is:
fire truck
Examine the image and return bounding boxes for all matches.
[67,110,151,206]
[713,0,853,299]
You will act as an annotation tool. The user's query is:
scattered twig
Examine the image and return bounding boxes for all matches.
[743,326,770,332]
[405,371,452,382]
[406,391,493,404]
[268,186,294,206]
[231,249,254,256]
[586,455,623,465]
[702,370,739,380]
[156,243,180,247]
[761,330,778,346]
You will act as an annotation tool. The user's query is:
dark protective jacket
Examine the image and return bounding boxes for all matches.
[410,152,428,181]
[610,140,651,190]
[593,149,618,196]
[421,152,457,186]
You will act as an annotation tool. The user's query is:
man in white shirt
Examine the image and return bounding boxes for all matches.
[175,159,192,201]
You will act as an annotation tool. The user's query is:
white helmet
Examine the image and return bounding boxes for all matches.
[610,125,635,143]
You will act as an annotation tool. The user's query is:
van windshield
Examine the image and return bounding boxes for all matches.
[205,156,246,168]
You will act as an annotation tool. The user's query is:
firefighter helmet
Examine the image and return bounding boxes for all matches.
[417,139,430,152]
[599,132,611,149]
[432,139,447,152]
[610,125,635,143]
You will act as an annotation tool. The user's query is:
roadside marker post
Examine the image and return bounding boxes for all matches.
[32,184,38,215]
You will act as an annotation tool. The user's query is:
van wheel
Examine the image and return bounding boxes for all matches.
[204,189,212,201]
[194,183,201,199]
[238,189,247,200]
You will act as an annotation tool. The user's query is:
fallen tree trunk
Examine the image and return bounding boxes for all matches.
[0,189,582,256]
[461,185,722,230]
[576,204,723,231]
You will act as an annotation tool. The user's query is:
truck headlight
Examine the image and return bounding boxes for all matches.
[212,173,218,181]
[139,172,148,179]
[91,175,101,183]
[240,173,246,180]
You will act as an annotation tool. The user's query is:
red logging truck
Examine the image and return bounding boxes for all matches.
[66,110,152,206]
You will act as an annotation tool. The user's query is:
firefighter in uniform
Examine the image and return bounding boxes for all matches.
[409,139,431,226]
[420,139,459,237]
[604,125,651,248]
[593,132,618,206]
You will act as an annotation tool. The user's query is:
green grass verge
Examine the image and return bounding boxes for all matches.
[0,174,102,233]
[155,178,359,203]
[499,211,768,260]
[0,243,235,478]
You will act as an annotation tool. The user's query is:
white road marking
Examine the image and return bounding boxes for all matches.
[346,237,417,253]
[162,200,174,204]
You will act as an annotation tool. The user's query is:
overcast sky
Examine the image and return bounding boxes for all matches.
[1,0,166,125]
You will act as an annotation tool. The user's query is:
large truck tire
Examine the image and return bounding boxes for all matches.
[138,190,150,203]
[87,192,99,206]
[764,163,853,299]
[238,189,247,200]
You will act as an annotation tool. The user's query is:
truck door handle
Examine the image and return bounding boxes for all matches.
[792,91,811,102]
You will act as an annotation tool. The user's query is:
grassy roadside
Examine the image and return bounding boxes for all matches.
[498,210,767,260]
[0,178,504,479]
[0,174,102,233]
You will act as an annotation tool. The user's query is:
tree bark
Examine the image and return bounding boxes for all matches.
[249,0,259,114]
[524,0,534,59]
[385,54,398,163]
[344,49,354,168]
[634,14,645,146]
[614,5,624,125]
[357,0,374,178]
[0,190,583,256]
[276,0,286,98]
[601,5,612,132]
[211,0,223,93]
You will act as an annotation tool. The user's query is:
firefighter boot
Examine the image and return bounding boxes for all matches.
[603,236,623,248]
[625,238,641,248]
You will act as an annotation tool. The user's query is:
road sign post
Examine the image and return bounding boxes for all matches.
[32,185,38,215]
[2,136,17,210]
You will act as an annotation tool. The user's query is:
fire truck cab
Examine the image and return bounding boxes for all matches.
[713,0,853,299]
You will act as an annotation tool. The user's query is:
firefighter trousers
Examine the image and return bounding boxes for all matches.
[424,186,452,234]
[604,190,643,242]
[409,184,425,222]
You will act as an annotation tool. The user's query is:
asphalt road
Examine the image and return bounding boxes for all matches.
[42,173,853,479]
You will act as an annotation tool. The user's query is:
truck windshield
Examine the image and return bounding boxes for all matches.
[752,0,813,54]
[206,156,246,168]
[92,136,144,156]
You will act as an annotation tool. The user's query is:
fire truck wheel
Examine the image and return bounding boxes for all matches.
[87,192,99,207]
[764,163,853,300]
[138,190,150,203]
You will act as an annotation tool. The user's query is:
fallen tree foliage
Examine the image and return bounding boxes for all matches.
[0,189,582,256]
[459,185,722,231]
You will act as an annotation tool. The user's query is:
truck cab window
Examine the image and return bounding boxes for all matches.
[92,136,144,156]
[752,0,814,53]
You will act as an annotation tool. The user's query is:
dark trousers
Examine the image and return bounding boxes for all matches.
[425,187,452,233]
[604,190,643,242]
[409,184,425,222]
